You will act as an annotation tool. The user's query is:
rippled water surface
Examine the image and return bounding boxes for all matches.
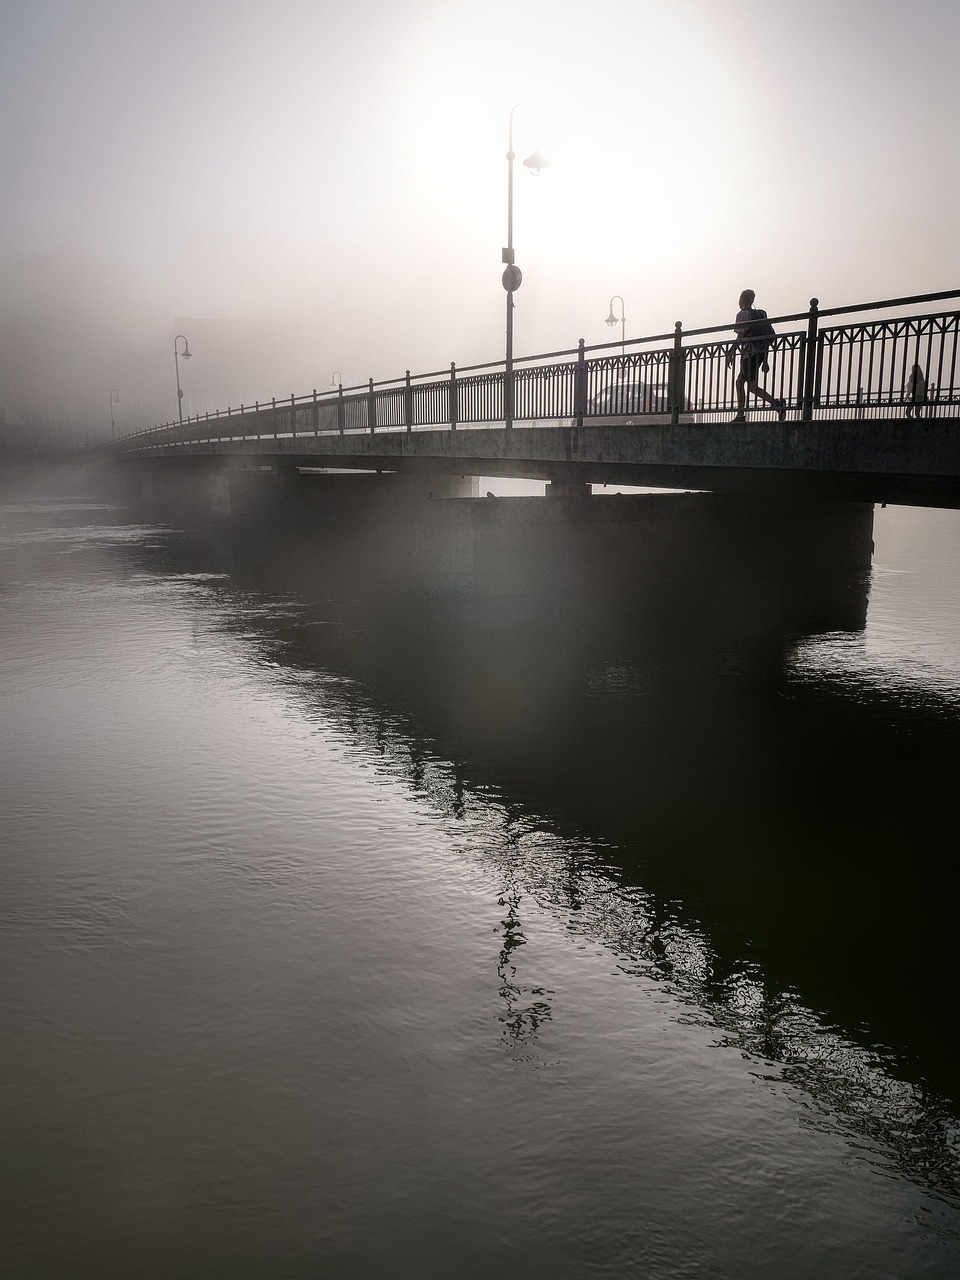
[2,485,959,1278]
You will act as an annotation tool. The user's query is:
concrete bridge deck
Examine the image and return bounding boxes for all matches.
[123,416,960,509]
[109,288,960,508]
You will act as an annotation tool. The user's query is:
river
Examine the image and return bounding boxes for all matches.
[1,473,959,1278]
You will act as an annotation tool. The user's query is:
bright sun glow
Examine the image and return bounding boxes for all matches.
[399,0,744,349]
[6,0,958,428]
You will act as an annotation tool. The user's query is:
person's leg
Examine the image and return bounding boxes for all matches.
[733,353,758,418]
[746,380,786,421]
[746,378,778,407]
[742,352,786,420]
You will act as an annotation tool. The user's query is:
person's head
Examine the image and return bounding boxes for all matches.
[739,289,756,309]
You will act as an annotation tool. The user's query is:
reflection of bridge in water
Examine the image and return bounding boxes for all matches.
[136,517,960,1202]
[112,288,960,509]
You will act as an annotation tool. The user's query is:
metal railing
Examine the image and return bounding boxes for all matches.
[112,288,960,455]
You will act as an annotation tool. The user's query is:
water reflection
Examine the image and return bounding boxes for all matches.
[120,512,960,1205]
[495,880,553,1055]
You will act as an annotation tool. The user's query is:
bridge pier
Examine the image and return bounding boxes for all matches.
[413,492,874,636]
[109,459,873,637]
[108,457,230,517]
[112,459,478,524]
[114,459,480,601]
[547,480,591,499]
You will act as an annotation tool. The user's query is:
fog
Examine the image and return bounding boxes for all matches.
[2,0,958,442]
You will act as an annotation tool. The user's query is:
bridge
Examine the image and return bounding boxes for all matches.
[108,288,960,509]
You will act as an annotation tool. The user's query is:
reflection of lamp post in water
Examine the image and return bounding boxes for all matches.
[503,103,549,430]
[109,388,120,440]
[605,295,626,357]
[173,334,192,423]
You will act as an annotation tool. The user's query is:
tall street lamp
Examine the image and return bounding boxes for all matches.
[109,388,120,440]
[503,102,549,429]
[605,295,626,357]
[173,334,192,423]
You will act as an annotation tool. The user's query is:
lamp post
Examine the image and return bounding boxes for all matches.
[331,371,342,389]
[173,334,192,423]
[503,103,549,429]
[605,296,626,357]
[109,388,120,440]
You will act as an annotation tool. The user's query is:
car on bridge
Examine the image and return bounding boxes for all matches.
[574,381,692,425]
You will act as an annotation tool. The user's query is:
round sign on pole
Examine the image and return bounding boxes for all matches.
[501,265,522,292]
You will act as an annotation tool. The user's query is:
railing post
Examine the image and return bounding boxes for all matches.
[337,385,345,435]
[272,397,277,439]
[368,378,376,434]
[404,369,412,434]
[290,393,296,439]
[312,388,319,435]
[449,362,458,430]
[574,339,586,427]
[801,296,820,421]
[669,321,684,425]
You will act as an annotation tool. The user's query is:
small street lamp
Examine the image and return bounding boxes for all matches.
[173,334,192,423]
[109,388,120,440]
[331,371,342,389]
[503,102,549,429]
[605,295,626,357]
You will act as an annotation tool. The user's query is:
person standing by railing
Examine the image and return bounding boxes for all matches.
[905,363,928,418]
[726,289,786,423]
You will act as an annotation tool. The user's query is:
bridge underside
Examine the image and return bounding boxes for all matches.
[118,416,960,509]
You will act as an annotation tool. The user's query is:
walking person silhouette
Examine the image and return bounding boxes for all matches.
[726,289,786,422]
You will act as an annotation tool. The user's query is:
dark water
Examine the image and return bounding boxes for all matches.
[2,477,960,1278]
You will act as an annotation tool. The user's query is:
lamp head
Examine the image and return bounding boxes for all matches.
[180,341,192,360]
[522,149,549,176]
[605,307,617,327]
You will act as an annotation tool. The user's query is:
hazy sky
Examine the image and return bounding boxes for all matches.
[2,0,958,433]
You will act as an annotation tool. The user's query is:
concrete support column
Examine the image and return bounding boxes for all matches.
[413,492,875,636]
[547,481,592,499]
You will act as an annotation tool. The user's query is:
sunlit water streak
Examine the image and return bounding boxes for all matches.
[1,494,959,1279]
